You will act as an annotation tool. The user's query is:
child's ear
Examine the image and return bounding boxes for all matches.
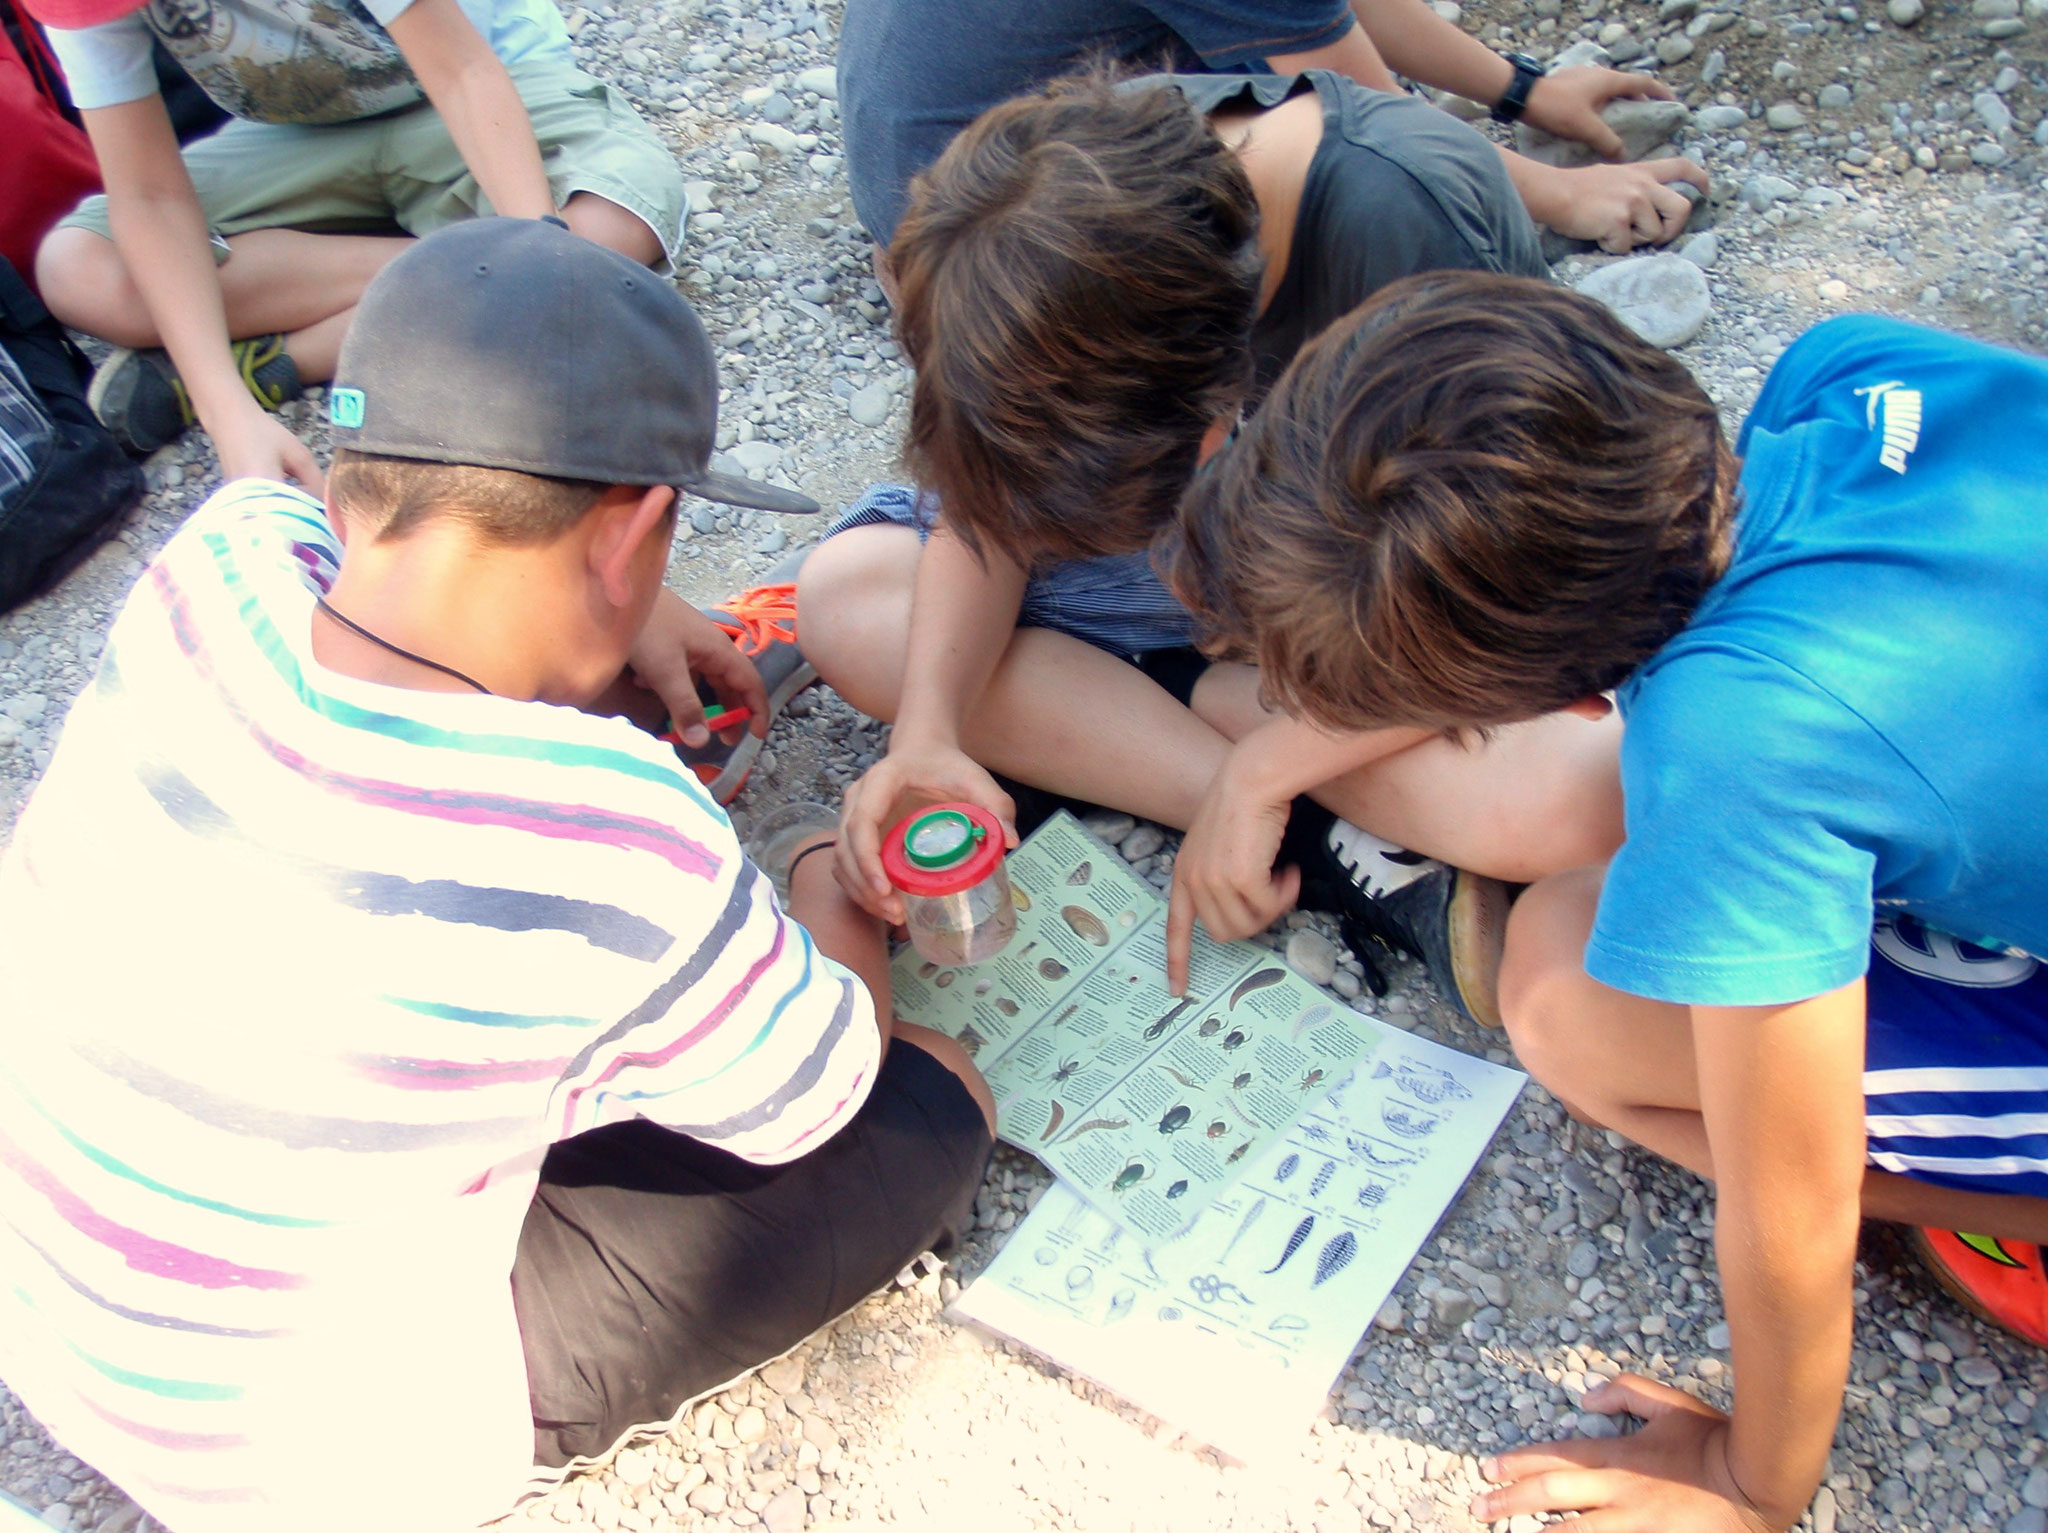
[593,485,677,609]
[1195,414,1237,468]
[1563,695,1616,721]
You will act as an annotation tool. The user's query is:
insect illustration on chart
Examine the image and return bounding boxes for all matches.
[1145,997,1195,1040]
[1222,1028,1252,1053]
[1109,1160,1152,1194]
[1372,1056,1473,1105]
[1346,1133,1418,1168]
[1162,1065,1202,1091]
[993,998,1021,1017]
[1220,1196,1267,1262]
[1298,1121,1333,1146]
[1264,1214,1316,1275]
[1205,1119,1229,1139]
[1198,1016,1222,1038]
[1166,1178,1190,1200]
[1381,1102,1443,1140]
[1188,1272,1255,1306]
[1043,1054,1082,1086]
[1299,1067,1328,1093]
[1229,968,1285,1009]
[1231,1069,1253,1091]
[1158,1105,1191,1135]
[1060,1115,1131,1145]
[934,970,957,988]
[1224,1140,1250,1165]
[1012,886,1033,913]
[1356,1179,1388,1210]
[1040,1102,1067,1140]
[1312,1231,1358,1288]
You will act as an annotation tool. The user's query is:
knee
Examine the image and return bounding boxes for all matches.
[894,1023,996,1136]
[560,192,663,267]
[796,529,912,712]
[1498,868,1607,1100]
[36,229,150,344]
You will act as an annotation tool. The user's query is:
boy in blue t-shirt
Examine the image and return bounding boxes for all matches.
[1166,269,2048,1532]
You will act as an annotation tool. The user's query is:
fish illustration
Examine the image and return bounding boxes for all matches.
[1312,1231,1358,1288]
[1264,1215,1315,1274]
[1066,861,1094,886]
[1381,1103,1442,1140]
[1229,968,1285,1009]
[1158,1105,1191,1135]
[1374,1056,1477,1102]
[1062,1115,1130,1144]
[1290,1003,1332,1042]
[1039,957,1070,981]
[1062,905,1111,947]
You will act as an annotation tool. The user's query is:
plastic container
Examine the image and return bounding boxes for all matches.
[882,802,1017,967]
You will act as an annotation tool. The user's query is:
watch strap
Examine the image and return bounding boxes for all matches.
[1490,53,1545,124]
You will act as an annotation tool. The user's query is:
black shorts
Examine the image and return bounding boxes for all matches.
[513,1035,992,1466]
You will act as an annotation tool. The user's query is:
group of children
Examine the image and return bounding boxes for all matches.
[2,0,2045,1529]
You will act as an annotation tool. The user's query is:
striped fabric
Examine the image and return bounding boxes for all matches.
[0,481,880,1532]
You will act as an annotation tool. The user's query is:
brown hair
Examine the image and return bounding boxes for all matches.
[889,69,1262,564]
[327,449,609,545]
[1163,271,1737,732]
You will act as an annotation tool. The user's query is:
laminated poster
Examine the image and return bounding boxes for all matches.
[951,1032,1525,1463]
[890,813,1393,1239]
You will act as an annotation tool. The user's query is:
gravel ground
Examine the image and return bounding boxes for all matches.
[5,0,2048,1528]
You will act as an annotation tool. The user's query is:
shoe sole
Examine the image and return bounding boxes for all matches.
[1908,1227,2048,1348]
[699,656,819,805]
[1446,873,1511,1028]
[86,348,181,457]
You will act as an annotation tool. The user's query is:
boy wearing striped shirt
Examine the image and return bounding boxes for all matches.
[0,219,993,1533]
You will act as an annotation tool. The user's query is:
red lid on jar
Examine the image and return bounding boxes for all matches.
[881,802,1006,897]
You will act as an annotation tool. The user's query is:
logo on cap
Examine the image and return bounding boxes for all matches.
[330,388,367,429]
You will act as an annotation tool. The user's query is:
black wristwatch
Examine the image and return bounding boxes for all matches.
[1490,52,1546,123]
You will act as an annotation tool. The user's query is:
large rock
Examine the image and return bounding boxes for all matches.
[1515,98,1691,169]
[1575,255,1712,349]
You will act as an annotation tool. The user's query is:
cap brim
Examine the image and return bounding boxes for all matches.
[684,468,821,515]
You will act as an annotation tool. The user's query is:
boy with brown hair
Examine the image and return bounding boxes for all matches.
[1168,267,2048,1531]
[801,70,1628,1012]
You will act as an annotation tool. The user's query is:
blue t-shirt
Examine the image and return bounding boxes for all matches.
[838,0,1352,243]
[1587,316,2048,1008]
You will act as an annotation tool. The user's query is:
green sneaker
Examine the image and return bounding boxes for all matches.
[88,333,302,456]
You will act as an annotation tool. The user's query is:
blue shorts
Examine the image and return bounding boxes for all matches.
[826,485,1198,657]
[1865,914,2048,1200]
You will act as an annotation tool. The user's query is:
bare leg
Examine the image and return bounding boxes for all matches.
[1501,867,2048,1243]
[802,528,1620,879]
[561,190,663,268]
[1191,664,1625,881]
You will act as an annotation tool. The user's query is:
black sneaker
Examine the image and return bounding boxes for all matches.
[1293,809,1510,1028]
[89,334,302,456]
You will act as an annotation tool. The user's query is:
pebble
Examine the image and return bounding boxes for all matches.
[1517,99,1689,171]
[1975,92,2015,137]
[1766,102,1807,131]
[795,65,837,97]
[846,384,892,427]
[1886,0,1924,22]
[2026,1465,2048,1510]
[1574,254,1712,349]
[1817,83,1851,110]
[1566,1240,1601,1279]
[733,1405,769,1444]
[1285,930,1340,987]
[2011,1511,2048,1533]
[1679,231,1720,268]
[1655,34,1695,62]
[1955,1355,2000,1389]
[1695,104,1749,131]
[1120,824,1166,861]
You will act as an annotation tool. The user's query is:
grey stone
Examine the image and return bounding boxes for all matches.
[1121,824,1166,862]
[1696,104,1749,131]
[725,439,784,476]
[1766,102,1806,131]
[1818,83,1852,110]
[1705,1321,1731,1349]
[1679,230,1720,267]
[1811,1486,1838,1533]
[760,1354,805,1393]
[1974,0,2019,15]
[755,527,789,555]
[1286,930,1340,987]
[747,122,802,156]
[1655,33,1695,62]
[1976,91,2015,136]
[2,693,45,722]
[1515,99,1689,170]
[1550,39,1614,70]
[1887,0,1924,22]
[1080,810,1137,845]
[2025,1465,2048,1510]
[1432,1289,1477,1328]
[795,65,837,97]
[2009,1510,2048,1533]
[1574,254,1712,349]
[760,1485,807,1533]
[847,384,892,427]
[1742,174,1799,210]
[759,91,795,123]
[1972,141,2009,167]
[1567,1241,1601,1279]
[1983,16,2028,34]
[691,507,719,536]
[1698,47,1725,85]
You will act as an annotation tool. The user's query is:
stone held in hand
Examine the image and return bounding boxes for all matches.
[1575,253,1712,349]
[1514,99,1692,171]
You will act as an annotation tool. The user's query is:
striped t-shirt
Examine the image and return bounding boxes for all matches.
[0,481,880,1531]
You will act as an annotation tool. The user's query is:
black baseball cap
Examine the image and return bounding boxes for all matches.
[328,218,818,515]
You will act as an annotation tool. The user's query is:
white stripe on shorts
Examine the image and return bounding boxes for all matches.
[1863,1065,2048,1096]
[1866,1110,2048,1140]
[1870,1148,2048,1180]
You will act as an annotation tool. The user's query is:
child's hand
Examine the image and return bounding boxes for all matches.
[1475,1375,1788,1532]
[214,411,325,493]
[628,592,769,748]
[1164,765,1300,997]
[835,742,1018,925]
[1523,67,1676,157]
[1529,159,1708,253]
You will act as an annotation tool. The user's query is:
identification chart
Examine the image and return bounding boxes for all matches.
[891,813,1390,1239]
[952,1032,1525,1462]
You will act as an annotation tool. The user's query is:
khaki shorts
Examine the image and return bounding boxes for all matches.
[60,56,686,271]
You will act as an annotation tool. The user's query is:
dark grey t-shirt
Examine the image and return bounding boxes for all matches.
[838,0,1353,245]
[1167,71,1547,397]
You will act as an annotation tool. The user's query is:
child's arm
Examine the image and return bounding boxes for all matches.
[81,97,325,486]
[834,524,1027,924]
[1482,984,1867,1532]
[383,0,555,221]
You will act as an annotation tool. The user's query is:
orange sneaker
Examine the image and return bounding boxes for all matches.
[675,550,816,804]
[1910,1226,2048,1348]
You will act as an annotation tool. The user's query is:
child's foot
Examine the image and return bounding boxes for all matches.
[89,334,303,456]
[677,550,817,804]
[1298,817,1511,1028]
[1911,1226,2048,1347]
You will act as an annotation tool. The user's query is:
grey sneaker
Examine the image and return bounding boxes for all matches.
[88,333,303,456]
[1303,819,1511,1029]
[676,549,817,804]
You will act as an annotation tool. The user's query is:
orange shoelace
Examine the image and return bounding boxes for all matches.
[713,582,799,656]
